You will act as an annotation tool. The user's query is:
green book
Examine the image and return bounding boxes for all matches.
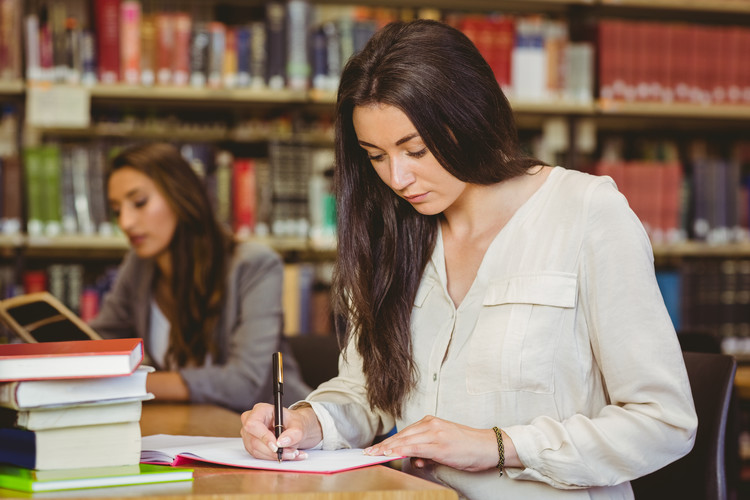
[40,144,62,235]
[0,463,193,493]
[21,146,44,236]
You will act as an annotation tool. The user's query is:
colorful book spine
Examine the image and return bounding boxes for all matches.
[172,13,191,86]
[265,1,286,90]
[119,0,141,85]
[155,13,174,86]
[233,158,256,237]
[94,0,120,83]
[189,23,209,87]
[286,0,311,91]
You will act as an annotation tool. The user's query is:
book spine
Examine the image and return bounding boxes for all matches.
[207,22,225,89]
[223,27,237,88]
[140,13,155,86]
[0,0,21,80]
[189,22,209,88]
[214,151,232,230]
[233,158,256,237]
[154,12,173,86]
[94,0,120,84]
[41,144,62,237]
[49,2,66,82]
[172,13,191,87]
[24,14,41,81]
[265,1,286,90]
[249,21,266,88]
[1,154,21,234]
[22,146,44,236]
[119,0,140,85]
[235,25,250,87]
[38,8,53,81]
[286,0,311,91]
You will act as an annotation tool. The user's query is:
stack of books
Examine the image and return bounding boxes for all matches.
[0,338,192,492]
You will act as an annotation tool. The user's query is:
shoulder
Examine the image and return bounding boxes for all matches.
[229,240,283,277]
[115,250,155,281]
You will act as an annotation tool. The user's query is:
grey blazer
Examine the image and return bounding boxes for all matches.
[89,241,312,412]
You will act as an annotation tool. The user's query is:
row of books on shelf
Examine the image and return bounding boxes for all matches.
[594,140,750,246]
[0,137,337,246]
[9,1,750,107]
[657,259,750,357]
[14,0,597,103]
[0,337,193,492]
[598,18,750,106]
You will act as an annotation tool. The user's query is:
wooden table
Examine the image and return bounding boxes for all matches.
[0,402,458,500]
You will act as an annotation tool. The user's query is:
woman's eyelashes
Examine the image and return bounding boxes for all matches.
[367,148,428,162]
[109,197,148,217]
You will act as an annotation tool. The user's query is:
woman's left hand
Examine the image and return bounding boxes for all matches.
[363,415,506,472]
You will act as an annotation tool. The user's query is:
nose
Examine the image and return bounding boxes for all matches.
[117,204,135,232]
[390,156,415,191]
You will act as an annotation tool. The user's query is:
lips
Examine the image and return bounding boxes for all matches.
[404,193,428,203]
[128,234,146,246]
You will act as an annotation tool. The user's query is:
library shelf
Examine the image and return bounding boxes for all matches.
[0,80,23,95]
[88,84,309,104]
[597,100,750,121]
[599,0,750,14]
[652,242,750,259]
[511,100,596,115]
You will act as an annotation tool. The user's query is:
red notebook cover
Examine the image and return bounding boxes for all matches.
[0,338,143,381]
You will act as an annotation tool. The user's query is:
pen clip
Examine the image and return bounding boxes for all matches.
[273,352,284,394]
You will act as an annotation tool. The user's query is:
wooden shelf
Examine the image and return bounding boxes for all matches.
[598,100,750,120]
[0,80,24,95]
[653,241,750,259]
[88,84,309,104]
[599,0,750,14]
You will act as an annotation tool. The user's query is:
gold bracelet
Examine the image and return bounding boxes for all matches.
[492,426,505,477]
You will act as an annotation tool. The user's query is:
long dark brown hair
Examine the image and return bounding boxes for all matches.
[109,142,236,368]
[333,19,541,417]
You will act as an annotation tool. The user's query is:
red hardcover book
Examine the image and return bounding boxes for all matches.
[154,12,174,86]
[725,26,742,104]
[0,339,143,382]
[489,15,515,93]
[597,20,616,100]
[233,158,256,236]
[172,12,191,86]
[93,0,120,84]
[662,161,684,242]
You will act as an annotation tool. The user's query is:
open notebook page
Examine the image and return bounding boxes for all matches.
[141,434,402,474]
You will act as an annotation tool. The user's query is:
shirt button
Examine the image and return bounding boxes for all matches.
[433,373,437,381]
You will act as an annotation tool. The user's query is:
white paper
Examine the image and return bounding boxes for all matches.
[141,434,400,474]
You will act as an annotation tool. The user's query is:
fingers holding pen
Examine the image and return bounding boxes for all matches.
[240,403,314,461]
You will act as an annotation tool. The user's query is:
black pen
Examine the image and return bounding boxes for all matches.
[272,351,284,463]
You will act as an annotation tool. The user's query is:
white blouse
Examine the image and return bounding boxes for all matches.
[305,167,697,500]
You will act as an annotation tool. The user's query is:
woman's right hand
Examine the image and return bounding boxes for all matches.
[240,403,323,461]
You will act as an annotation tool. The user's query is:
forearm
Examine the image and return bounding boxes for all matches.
[146,371,190,402]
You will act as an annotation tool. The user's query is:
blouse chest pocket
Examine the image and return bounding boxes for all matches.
[466,273,577,395]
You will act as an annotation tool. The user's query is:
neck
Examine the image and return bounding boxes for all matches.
[441,165,550,241]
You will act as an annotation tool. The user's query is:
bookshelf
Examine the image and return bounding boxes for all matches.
[0,2,748,312]
[0,0,747,492]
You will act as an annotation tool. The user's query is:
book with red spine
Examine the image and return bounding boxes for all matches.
[233,158,256,237]
[172,13,191,87]
[119,0,140,85]
[93,0,120,84]
[0,339,143,382]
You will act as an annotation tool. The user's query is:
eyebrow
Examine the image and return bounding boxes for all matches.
[358,133,420,149]
[108,188,143,205]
